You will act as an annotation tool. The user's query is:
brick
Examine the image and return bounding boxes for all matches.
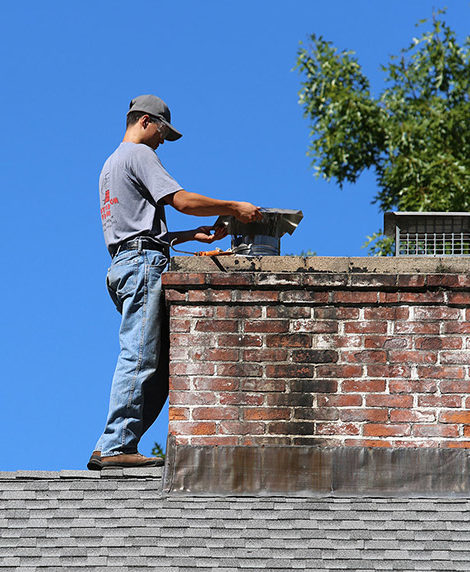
[203,348,239,361]
[242,379,286,392]
[340,409,388,422]
[321,334,362,348]
[317,394,362,407]
[366,395,413,408]
[188,289,232,302]
[397,275,426,288]
[165,272,207,286]
[265,364,314,378]
[242,436,291,445]
[266,392,314,407]
[440,352,470,365]
[378,292,399,303]
[335,307,360,319]
[217,363,262,377]
[344,439,392,448]
[364,336,392,350]
[268,421,314,435]
[169,319,191,332]
[316,422,360,436]
[415,337,462,350]
[290,380,337,393]
[394,321,440,334]
[317,364,363,378]
[266,333,312,348]
[190,436,239,446]
[364,424,411,437]
[168,421,216,436]
[215,306,262,318]
[342,379,386,393]
[232,290,279,302]
[440,380,470,393]
[443,322,470,334]
[243,348,288,362]
[439,411,470,424]
[399,291,445,304]
[388,350,437,364]
[291,349,338,363]
[292,437,342,446]
[171,347,190,360]
[464,427,470,437]
[414,306,461,320]
[170,362,215,376]
[349,273,397,288]
[363,307,409,320]
[195,319,238,332]
[256,273,301,286]
[393,439,439,448]
[303,274,348,287]
[170,332,207,347]
[344,321,388,334]
[341,350,387,363]
[206,273,255,286]
[389,380,437,394]
[291,319,338,333]
[413,424,459,438]
[315,307,337,319]
[382,337,409,349]
[367,365,411,378]
[168,407,189,421]
[444,440,470,448]
[171,305,214,317]
[418,366,465,379]
[219,393,265,406]
[165,289,187,301]
[169,377,190,390]
[169,391,216,405]
[244,320,289,333]
[267,305,311,318]
[192,407,238,420]
[219,421,265,435]
[426,274,461,287]
[294,407,339,420]
[244,407,290,420]
[217,334,263,347]
[280,291,329,303]
[333,291,378,304]
[447,292,470,305]
[192,378,239,391]
[390,410,436,423]
[418,395,462,408]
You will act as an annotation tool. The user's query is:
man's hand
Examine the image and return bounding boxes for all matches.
[233,202,263,224]
[193,225,228,244]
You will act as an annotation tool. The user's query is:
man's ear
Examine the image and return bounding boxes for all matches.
[139,114,150,128]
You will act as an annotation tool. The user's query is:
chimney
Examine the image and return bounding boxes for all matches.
[162,255,470,495]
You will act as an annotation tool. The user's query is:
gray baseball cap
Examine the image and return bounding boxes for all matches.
[127,94,182,141]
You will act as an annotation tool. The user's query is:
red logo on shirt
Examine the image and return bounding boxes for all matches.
[101,189,119,221]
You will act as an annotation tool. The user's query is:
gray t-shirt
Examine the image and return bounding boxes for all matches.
[99,142,182,254]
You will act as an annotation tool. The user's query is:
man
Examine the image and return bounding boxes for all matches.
[89,94,262,469]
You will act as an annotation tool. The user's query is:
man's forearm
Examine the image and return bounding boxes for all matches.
[169,191,238,217]
[167,229,198,245]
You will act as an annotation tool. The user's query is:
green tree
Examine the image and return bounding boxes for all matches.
[296,11,470,254]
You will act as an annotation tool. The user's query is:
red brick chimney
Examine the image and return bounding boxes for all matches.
[162,256,470,495]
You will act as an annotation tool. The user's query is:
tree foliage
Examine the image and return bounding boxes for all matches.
[296,12,470,253]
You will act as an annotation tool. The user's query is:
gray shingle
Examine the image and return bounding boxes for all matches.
[2,472,470,570]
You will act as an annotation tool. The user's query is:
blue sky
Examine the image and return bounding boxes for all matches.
[1,1,469,470]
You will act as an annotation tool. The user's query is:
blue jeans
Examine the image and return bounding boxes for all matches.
[95,248,169,457]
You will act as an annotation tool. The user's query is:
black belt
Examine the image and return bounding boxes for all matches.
[111,237,167,258]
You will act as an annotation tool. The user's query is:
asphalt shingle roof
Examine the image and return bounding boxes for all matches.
[1,469,470,571]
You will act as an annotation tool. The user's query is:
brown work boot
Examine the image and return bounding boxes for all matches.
[100,453,164,468]
[87,450,102,471]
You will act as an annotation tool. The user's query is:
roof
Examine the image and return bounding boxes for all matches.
[2,469,470,570]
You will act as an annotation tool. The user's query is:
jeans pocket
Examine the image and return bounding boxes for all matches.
[107,260,137,299]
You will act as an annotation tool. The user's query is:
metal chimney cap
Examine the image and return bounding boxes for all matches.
[215,208,303,238]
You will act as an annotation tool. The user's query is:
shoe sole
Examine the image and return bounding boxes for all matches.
[101,458,164,469]
[87,458,102,471]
